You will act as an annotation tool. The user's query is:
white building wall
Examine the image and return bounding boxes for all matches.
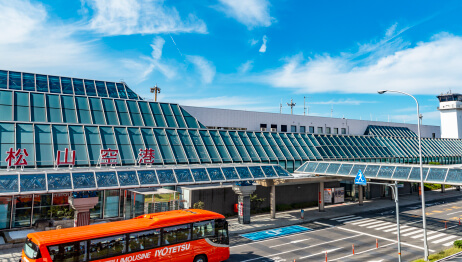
[439,101,462,139]
[182,106,441,138]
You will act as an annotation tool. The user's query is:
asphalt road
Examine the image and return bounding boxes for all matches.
[229,196,462,262]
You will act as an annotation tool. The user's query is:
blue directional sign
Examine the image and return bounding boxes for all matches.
[241,225,311,241]
[355,169,367,186]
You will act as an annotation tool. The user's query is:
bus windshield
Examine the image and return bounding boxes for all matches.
[24,238,41,259]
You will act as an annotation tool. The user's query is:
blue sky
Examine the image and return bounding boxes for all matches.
[1,0,462,126]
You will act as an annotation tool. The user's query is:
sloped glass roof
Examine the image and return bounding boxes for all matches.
[0,164,291,195]
[364,125,417,137]
[295,160,462,185]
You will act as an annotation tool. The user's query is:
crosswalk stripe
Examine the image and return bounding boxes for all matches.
[444,239,460,247]
[426,233,447,241]
[432,235,457,244]
[336,216,363,222]
[351,219,375,225]
[402,229,423,237]
[366,222,393,229]
[384,225,408,232]
[410,231,438,239]
[331,215,356,220]
[358,220,385,227]
[374,224,396,230]
[392,227,416,234]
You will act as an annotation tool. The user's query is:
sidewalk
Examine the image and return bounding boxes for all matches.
[228,189,462,235]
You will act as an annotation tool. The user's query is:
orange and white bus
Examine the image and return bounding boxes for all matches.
[21,209,229,262]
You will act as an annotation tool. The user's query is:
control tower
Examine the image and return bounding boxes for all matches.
[438,92,462,139]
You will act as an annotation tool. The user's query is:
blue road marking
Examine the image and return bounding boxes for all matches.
[241,225,312,241]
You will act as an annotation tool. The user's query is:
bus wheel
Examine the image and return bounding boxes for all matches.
[194,255,207,262]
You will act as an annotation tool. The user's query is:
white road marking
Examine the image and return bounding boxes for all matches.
[365,222,393,229]
[336,216,364,222]
[238,235,360,262]
[446,210,462,216]
[269,238,310,248]
[330,242,395,261]
[404,220,422,225]
[384,225,408,232]
[298,247,342,259]
[401,229,423,237]
[432,235,457,244]
[338,227,435,252]
[351,219,376,225]
[374,224,397,230]
[392,227,416,234]
[331,215,356,220]
[358,220,387,227]
[426,233,448,241]
[314,221,334,227]
[410,230,438,239]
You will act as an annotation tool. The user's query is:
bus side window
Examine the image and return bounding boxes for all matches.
[163,224,191,245]
[129,229,160,252]
[213,219,229,245]
[89,235,126,260]
[193,220,215,239]
[47,241,87,262]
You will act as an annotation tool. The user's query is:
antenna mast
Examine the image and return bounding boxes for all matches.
[287,99,296,115]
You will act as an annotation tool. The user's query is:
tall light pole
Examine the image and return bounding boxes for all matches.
[378,90,428,261]
[150,84,161,102]
[287,99,296,115]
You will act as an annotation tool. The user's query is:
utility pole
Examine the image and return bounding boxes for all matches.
[304,96,312,116]
[150,84,161,102]
[287,99,296,115]
[331,105,333,117]
[280,99,282,114]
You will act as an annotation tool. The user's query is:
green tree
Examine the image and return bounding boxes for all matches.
[193,200,205,209]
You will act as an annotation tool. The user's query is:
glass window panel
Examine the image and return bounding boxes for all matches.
[46,95,62,122]
[102,99,119,125]
[89,98,106,125]
[106,82,119,98]
[235,167,252,179]
[48,76,61,93]
[156,169,176,184]
[154,129,177,164]
[8,71,21,90]
[114,128,134,164]
[47,173,72,191]
[116,83,127,99]
[129,229,160,252]
[171,104,187,128]
[181,107,199,128]
[0,175,19,193]
[36,75,48,92]
[15,105,29,121]
[95,81,108,97]
[85,126,102,165]
[0,70,7,89]
[408,167,429,181]
[261,165,277,178]
[104,189,119,218]
[127,101,143,126]
[75,97,91,124]
[221,167,239,180]
[117,171,139,186]
[125,85,138,99]
[187,130,211,163]
[191,168,210,182]
[426,168,448,182]
[115,100,131,125]
[31,93,46,122]
[377,166,395,178]
[61,77,73,94]
[199,130,221,163]
[95,172,118,188]
[350,164,367,177]
[22,73,35,91]
[249,166,265,178]
[89,235,126,260]
[392,166,412,180]
[72,172,96,189]
[137,170,159,185]
[100,127,116,146]
[72,79,85,95]
[207,168,225,181]
[150,103,167,127]
[14,91,29,107]
[16,124,34,166]
[273,165,291,177]
[314,162,329,173]
[337,164,353,175]
[20,174,46,192]
[138,102,155,126]
[364,165,380,178]
[326,163,341,174]
[0,90,12,105]
[61,97,77,123]
[445,169,462,184]
[140,129,163,164]
[174,169,194,183]
[68,126,89,166]
[303,162,318,172]
[163,224,190,245]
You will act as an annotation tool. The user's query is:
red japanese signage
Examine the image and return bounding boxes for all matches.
[5,148,28,168]
[138,148,155,164]
[99,148,119,165]
[56,148,75,166]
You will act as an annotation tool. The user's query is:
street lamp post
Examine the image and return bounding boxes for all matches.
[378,90,429,261]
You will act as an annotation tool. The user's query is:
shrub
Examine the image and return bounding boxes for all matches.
[454,240,462,248]
[193,200,205,209]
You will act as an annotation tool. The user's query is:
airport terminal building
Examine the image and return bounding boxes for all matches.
[0,69,461,231]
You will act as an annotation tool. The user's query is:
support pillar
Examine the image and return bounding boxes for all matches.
[232,185,256,224]
[270,184,276,219]
[441,185,446,193]
[358,185,364,206]
[68,195,99,227]
[319,181,325,212]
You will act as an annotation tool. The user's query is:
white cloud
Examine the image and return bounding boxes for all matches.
[238,60,254,73]
[217,0,273,29]
[259,35,267,53]
[249,39,259,46]
[311,99,377,105]
[186,55,216,84]
[150,36,165,60]
[84,0,207,35]
[251,32,462,95]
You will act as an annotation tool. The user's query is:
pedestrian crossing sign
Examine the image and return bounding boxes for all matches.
[354,170,367,186]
